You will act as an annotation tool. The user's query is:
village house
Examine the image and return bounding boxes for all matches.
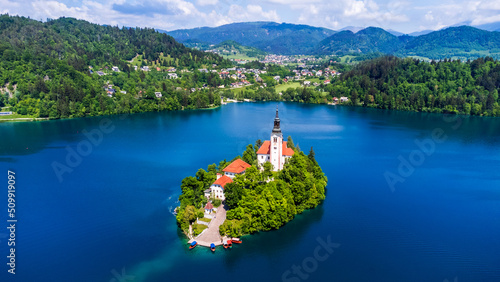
[155,92,162,98]
[205,174,232,200]
[112,66,120,72]
[204,202,214,214]
[340,97,349,102]
[204,159,252,199]
[223,159,251,179]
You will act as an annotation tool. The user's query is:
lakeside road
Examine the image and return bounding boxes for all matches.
[190,204,227,247]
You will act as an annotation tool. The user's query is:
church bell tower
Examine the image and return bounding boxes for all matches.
[270,106,283,171]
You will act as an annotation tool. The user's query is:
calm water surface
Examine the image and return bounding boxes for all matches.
[1,102,499,282]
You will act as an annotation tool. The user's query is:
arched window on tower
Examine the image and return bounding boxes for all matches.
[273,137,277,143]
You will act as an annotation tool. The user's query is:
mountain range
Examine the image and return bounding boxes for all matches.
[166,22,335,55]
[165,22,500,59]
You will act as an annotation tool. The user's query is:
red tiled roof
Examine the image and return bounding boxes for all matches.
[205,202,214,210]
[222,159,251,174]
[257,140,295,156]
[256,140,271,154]
[213,175,233,189]
[283,141,295,156]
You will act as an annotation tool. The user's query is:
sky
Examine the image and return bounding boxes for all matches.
[0,0,499,33]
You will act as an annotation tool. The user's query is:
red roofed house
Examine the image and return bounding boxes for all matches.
[222,159,251,179]
[208,175,233,200]
[204,201,214,214]
[256,107,294,171]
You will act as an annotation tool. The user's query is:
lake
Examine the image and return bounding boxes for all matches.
[1,102,499,282]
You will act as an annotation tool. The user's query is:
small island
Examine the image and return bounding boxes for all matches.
[176,107,327,248]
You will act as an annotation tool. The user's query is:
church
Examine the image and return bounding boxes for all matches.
[256,107,294,171]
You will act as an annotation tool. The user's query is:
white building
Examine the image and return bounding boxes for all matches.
[204,159,251,200]
[208,174,233,200]
[257,107,294,171]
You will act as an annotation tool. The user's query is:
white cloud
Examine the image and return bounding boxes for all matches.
[197,0,217,5]
[343,0,368,17]
[224,4,280,23]
[424,11,433,21]
[2,0,500,34]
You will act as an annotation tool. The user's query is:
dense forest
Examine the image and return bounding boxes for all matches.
[272,56,500,116]
[337,56,500,115]
[175,139,327,238]
[0,15,231,118]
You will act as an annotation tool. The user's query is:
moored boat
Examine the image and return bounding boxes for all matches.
[223,241,228,249]
[227,240,232,248]
[189,241,197,249]
[231,238,242,244]
[211,243,215,252]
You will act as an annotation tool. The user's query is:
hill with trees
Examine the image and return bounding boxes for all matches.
[0,15,231,119]
[208,40,266,59]
[330,56,500,116]
[315,27,409,55]
[401,26,500,59]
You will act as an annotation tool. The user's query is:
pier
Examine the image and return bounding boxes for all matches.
[189,203,228,247]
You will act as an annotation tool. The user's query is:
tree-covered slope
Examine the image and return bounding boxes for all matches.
[401,26,500,59]
[316,27,408,55]
[0,15,228,73]
[167,22,336,55]
[212,40,266,58]
[0,15,232,119]
[335,56,500,116]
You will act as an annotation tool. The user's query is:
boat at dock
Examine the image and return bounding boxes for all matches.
[223,241,228,249]
[227,240,232,248]
[189,241,197,249]
[211,243,215,252]
[231,238,242,244]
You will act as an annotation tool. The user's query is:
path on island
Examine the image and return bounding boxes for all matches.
[189,203,227,247]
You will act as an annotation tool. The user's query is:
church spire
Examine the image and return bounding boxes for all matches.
[273,105,281,133]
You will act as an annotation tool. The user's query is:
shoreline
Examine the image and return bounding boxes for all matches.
[2,100,495,124]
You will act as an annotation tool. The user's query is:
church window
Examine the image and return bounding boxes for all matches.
[273,137,277,143]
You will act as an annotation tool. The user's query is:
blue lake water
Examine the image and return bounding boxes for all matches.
[1,102,500,282]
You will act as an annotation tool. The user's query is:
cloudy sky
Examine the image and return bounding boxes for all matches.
[0,0,499,33]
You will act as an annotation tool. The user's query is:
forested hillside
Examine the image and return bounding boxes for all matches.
[316,27,409,55]
[401,26,500,59]
[0,15,231,118]
[335,56,500,115]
